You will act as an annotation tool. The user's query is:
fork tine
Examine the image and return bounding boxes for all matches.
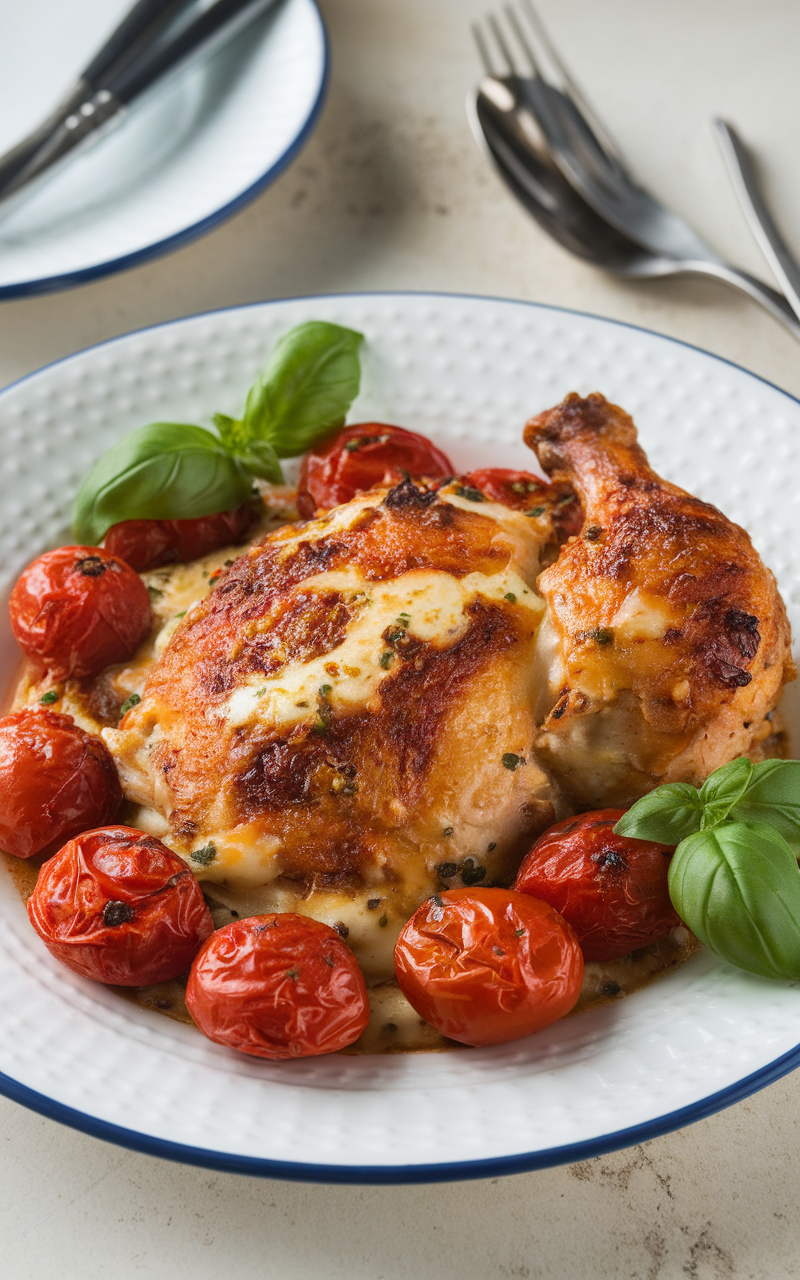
[487,14,519,75]
[471,22,496,75]
[518,0,625,166]
[503,5,542,76]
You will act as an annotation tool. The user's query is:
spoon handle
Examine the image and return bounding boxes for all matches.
[683,258,800,343]
[714,119,800,326]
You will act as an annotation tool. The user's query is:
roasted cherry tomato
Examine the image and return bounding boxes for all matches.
[27,825,213,986]
[394,888,583,1047]
[103,498,261,573]
[513,810,679,962]
[10,546,151,680]
[0,707,122,859]
[458,468,583,538]
[186,913,370,1059]
[459,468,549,510]
[297,423,453,518]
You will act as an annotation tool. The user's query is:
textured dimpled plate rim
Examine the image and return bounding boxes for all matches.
[0,0,327,297]
[1,293,799,1184]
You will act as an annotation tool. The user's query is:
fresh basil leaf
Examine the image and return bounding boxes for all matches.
[614,783,703,846]
[241,321,364,457]
[731,759,800,856]
[213,412,249,456]
[213,413,283,483]
[698,757,753,830]
[669,821,800,980]
[235,440,283,484]
[73,423,253,545]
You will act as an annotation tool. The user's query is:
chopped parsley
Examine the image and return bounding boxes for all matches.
[504,592,517,604]
[526,506,546,518]
[455,485,485,503]
[40,690,60,705]
[190,843,217,867]
[590,627,614,647]
[461,858,486,885]
[119,693,141,716]
[502,752,524,771]
[379,651,394,670]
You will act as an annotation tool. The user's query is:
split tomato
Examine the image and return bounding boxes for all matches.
[0,707,122,859]
[513,810,679,961]
[103,499,260,573]
[27,825,213,986]
[10,546,151,680]
[297,423,453,518]
[186,913,370,1059]
[394,888,583,1047]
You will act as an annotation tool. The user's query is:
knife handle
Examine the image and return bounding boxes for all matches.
[83,0,190,88]
[105,0,280,106]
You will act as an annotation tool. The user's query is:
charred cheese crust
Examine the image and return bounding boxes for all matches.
[101,480,567,981]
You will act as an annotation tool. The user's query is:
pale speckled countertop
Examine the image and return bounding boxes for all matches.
[2,2,800,1276]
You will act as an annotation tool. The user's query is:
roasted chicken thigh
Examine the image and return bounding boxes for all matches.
[105,477,572,975]
[99,393,792,983]
[525,393,794,806]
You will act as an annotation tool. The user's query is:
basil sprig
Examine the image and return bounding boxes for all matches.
[74,424,254,545]
[615,758,800,980]
[73,320,364,544]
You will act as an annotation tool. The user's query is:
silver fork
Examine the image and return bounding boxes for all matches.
[471,4,800,339]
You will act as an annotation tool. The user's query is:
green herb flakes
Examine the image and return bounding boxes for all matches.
[436,862,458,880]
[190,843,217,867]
[590,628,614,647]
[461,858,486,885]
[119,693,141,716]
[40,690,60,705]
[455,485,485,503]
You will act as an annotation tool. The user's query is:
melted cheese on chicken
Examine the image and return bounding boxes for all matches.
[97,481,566,982]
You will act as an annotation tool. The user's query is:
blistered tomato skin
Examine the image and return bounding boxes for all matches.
[514,810,679,962]
[0,708,122,859]
[394,888,584,1048]
[460,468,583,538]
[10,546,151,680]
[186,913,371,1059]
[103,499,261,573]
[27,825,213,986]
[297,423,453,518]
[459,468,549,510]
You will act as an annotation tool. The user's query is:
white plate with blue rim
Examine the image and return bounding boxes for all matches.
[0,0,327,298]
[1,291,800,1182]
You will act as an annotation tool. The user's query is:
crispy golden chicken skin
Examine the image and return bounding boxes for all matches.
[525,392,794,806]
[105,478,572,969]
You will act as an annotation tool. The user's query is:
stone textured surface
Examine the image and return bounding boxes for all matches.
[2,0,800,1274]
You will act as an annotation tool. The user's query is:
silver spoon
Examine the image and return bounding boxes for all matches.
[469,19,800,342]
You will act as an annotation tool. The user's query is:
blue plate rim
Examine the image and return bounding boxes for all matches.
[0,1,329,301]
[1,288,799,1182]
